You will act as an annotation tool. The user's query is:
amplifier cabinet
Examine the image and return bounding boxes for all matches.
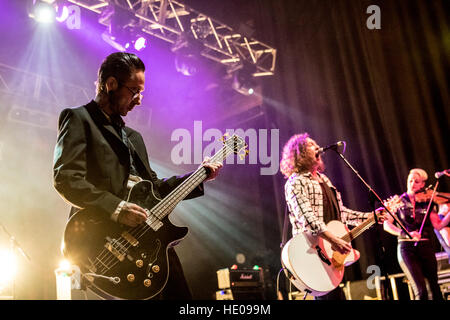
[217,268,264,290]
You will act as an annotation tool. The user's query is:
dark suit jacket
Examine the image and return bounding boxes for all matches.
[53,100,203,219]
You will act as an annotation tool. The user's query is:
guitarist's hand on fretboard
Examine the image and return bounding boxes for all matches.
[201,157,223,182]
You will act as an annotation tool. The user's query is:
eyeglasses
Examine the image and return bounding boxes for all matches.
[123,85,143,100]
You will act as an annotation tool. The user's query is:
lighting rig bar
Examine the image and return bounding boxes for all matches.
[67,0,276,76]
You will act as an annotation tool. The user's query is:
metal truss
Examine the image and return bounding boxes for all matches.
[66,0,277,77]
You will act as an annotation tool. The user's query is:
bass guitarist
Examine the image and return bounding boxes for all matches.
[53,52,222,300]
[280,133,387,300]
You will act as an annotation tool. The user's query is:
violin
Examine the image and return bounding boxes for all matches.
[414,189,450,204]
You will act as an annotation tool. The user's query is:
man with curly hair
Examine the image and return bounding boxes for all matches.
[280,133,384,300]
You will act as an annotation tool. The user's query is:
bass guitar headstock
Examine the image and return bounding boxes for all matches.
[220,133,249,160]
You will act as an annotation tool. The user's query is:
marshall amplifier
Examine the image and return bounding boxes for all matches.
[217,268,264,289]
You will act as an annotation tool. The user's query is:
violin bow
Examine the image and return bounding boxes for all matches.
[415,181,440,246]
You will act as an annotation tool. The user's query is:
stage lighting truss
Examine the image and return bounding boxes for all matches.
[66,0,277,77]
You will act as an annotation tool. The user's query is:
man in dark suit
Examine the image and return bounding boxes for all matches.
[53,52,222,300]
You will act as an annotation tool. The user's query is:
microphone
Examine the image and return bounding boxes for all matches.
[435,169,450,179]
[317,141,346,155]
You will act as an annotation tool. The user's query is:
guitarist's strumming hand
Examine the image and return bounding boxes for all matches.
[320,230,352,254]
[118,202,149,227]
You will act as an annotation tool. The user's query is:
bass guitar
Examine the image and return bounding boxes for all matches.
[62,134,247,299]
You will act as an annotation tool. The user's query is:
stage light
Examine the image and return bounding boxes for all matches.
[58,259,72,275]
[171,33,204,76]
[0,248,17,286]
[32,1,56,24]
[101,29,130,52]
[134,36,147,51]
[174,53,199,76]
[231,62,257,96]
[99,4,139,52]
[55,259,74,300]
[252,265,260,270]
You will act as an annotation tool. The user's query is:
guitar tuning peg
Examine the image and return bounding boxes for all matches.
[220,133,230,143]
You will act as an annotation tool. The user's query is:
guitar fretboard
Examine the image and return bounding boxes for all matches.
[340,215,376,242]
[149,141,236,221]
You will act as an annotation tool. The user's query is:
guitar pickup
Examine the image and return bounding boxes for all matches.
[121,231,139,247]
[105,237,126,262]
[149,220,163,231]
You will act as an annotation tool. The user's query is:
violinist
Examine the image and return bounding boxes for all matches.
[383,168,450,300]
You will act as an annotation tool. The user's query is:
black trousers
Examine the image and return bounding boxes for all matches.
[397,241,443,300]
[153,247,192,300]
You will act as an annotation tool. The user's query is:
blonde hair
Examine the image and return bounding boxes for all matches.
[409,168,428,181]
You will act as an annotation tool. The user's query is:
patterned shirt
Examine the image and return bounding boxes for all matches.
[285,172,371,236]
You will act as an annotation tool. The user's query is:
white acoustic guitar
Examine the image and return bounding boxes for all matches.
[281,197,402,296]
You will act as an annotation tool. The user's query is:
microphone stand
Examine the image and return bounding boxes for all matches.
[331,149,413,300]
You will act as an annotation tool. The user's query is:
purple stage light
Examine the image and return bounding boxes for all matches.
[34,2,56,24]
[134,37,147,51]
